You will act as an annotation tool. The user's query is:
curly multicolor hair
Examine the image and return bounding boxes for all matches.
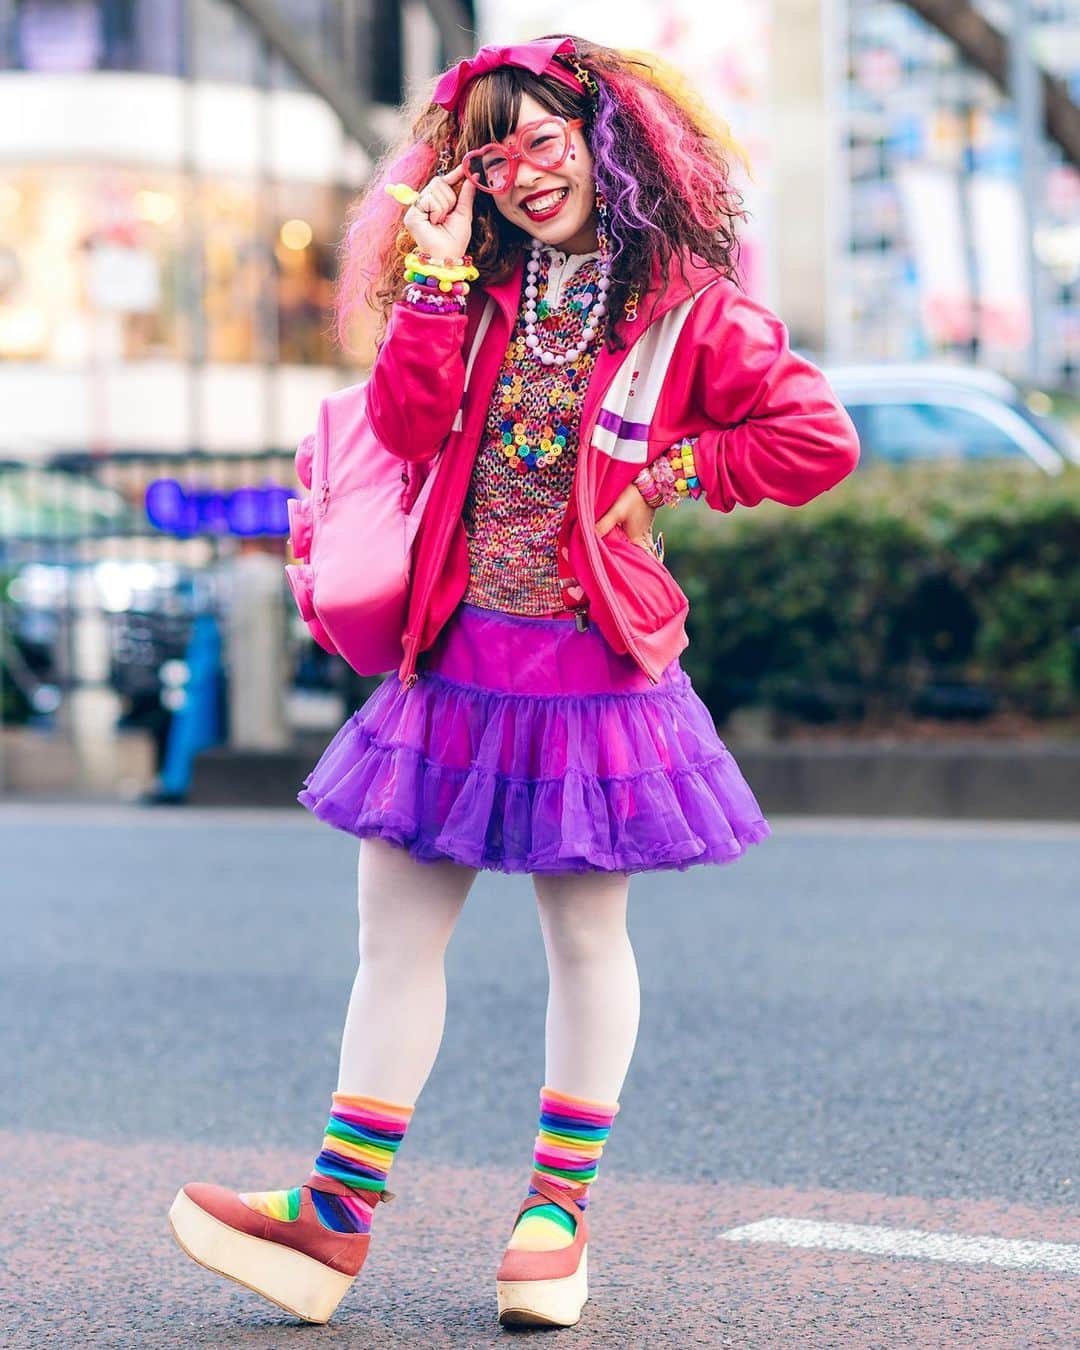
[335,35,751,352]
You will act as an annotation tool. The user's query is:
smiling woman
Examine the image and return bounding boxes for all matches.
[170,32,861,1339]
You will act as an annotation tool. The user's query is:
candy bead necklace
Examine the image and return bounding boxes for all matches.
[523,236,609,366]
[499,249,600,472]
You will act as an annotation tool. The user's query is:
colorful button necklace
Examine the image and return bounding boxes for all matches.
[499,241,608,472]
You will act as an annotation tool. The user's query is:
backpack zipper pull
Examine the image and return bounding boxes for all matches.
[574,608,589,633]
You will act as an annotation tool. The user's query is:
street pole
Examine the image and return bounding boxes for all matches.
[1010,0,1045,382]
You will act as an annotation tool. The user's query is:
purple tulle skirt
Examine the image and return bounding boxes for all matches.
[299,603,770,873]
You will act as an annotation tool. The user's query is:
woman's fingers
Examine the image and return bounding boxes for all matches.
[595,484,657,539]
[397,161,474,250]
[450,173,476,221]
[418,172,467,227]
[424,186,454,225]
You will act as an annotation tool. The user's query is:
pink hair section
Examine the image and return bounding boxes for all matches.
[601,68,738,235]
[335,139,437,347]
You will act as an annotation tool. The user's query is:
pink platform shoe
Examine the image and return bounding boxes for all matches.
[495,1171,590,1328]
[168,1171,393,1323]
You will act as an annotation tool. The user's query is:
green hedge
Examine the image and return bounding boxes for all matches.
[662,464,1080,724]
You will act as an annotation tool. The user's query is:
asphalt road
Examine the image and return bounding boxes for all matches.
[1,804,1077,1347]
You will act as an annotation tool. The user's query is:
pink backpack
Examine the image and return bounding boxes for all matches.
[284,381,440,676]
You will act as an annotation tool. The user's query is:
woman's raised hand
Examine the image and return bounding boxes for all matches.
[403,164,477,260]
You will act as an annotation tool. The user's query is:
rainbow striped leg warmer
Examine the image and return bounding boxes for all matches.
[240,1091,413,1235]
[509,1085,620,1252]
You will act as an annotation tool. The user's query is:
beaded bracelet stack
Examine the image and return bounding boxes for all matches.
[633,437,703,509]
[402,251,479,315]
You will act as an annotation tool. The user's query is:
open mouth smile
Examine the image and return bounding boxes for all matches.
[520,187,570,221]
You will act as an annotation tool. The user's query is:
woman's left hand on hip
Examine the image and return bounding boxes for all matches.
[595,483,658,553]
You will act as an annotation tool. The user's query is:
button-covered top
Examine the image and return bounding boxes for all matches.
[463,246,603,616]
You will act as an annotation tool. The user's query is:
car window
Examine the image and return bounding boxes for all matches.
[848,402,1027,462]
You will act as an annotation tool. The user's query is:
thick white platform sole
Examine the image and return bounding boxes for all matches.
[496,1244,588,1328]
[168,1188,354,1324]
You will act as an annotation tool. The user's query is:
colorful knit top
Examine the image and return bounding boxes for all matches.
[463,245,602,616]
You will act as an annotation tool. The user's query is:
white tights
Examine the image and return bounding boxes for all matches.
[336,837,640,1106]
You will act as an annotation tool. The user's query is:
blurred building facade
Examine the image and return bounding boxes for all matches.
[472,1,1078,387]
[839,0,1080,385]
[0,0,471,461]
[0,0,475,795]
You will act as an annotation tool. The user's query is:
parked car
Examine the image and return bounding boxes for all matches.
[822,364,1080,474]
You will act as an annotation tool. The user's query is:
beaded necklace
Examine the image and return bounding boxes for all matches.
[498,243,605,472]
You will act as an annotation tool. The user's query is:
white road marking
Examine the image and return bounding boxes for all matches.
[719,1218,1080,1274]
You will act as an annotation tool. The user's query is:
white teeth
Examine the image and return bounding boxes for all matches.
[523,189,568,215]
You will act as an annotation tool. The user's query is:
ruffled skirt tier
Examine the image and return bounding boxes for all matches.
[299,603,770,874]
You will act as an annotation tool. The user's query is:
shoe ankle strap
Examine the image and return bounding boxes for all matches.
[306,1171,395,1204]
[527,1171,587,1217]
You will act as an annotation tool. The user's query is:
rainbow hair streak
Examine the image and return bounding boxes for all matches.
[335,137,438,346]
[596,66,744,241]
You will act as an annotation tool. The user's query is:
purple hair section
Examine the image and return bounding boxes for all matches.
[590,79,664,265]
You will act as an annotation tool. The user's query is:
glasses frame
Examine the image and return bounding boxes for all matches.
[461,116,585,196]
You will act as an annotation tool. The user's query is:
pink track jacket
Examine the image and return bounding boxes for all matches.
[367,251,861,688]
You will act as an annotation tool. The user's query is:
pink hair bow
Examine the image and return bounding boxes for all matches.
[432,36,582,113]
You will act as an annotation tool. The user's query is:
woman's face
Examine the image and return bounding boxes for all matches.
[484,92,598,255]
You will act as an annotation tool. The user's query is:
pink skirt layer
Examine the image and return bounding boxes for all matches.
[299,603,770,874]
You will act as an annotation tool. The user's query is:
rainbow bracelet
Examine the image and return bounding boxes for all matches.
[632,438,705,509]
[632,466,664,508]
[666,437,703,499]
[649,453,682,507]
[404,270,472,296]
[404,252,478,289]
[405,249,477,275]
[403,285,466,315]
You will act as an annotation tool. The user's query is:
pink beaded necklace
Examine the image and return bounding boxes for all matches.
[497,247,603,472]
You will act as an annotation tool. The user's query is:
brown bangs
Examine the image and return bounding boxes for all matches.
[454,67,587,160]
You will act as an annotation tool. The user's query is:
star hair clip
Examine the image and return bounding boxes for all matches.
[570,59,599,98]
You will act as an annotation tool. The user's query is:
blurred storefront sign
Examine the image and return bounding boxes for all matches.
[86,241,160,313]
[895,164,975,346]
[145,480,296,538]
[968,175,1032,351]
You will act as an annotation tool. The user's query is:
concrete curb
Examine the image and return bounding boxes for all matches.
[189,740,1080,821]
[733,742,1079,821]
